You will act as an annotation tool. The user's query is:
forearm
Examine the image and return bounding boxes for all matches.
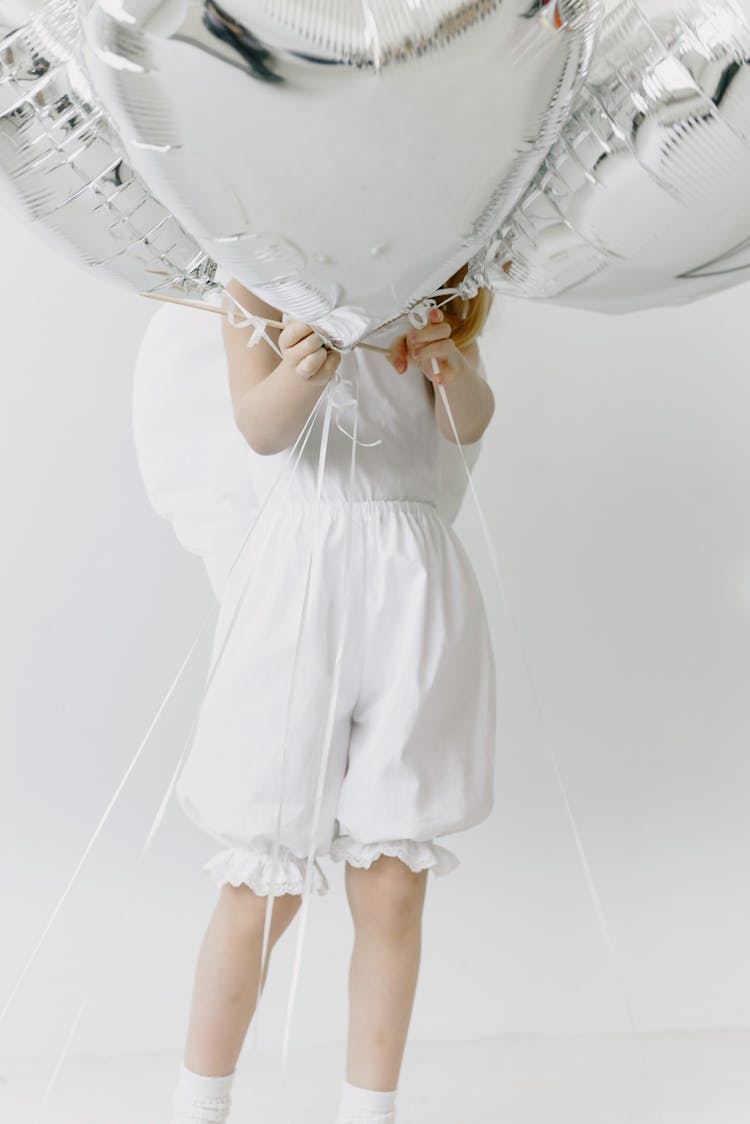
[433,359,495,444]
[234,356,331,455]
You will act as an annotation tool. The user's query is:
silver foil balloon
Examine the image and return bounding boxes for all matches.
[471,0,750,311]
[0,0,217,298]
[79,0,601,347]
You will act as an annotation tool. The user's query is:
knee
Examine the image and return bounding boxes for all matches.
[218,883,301,945]
[346,856,427,933]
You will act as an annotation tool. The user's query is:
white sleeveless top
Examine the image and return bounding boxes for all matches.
[132,302,487,597]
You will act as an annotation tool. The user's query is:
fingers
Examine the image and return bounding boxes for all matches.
[298,345,330,377]
[411,338,454,366]
[389,336,408,374]
[279,320,332,378]
[407,307,450,348]
[389,308,450,375]
[304,348,341,385]
[408,322,450,349]
[279,319,318,351]
[282,329,326,367]
[405,308,450,369]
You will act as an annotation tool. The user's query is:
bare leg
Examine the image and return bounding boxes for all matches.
[183,883,301,1075]
[343,856,428,1090]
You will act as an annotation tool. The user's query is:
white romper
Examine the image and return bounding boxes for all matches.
[132,302,497,896]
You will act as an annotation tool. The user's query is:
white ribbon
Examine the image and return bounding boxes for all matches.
[242,365,361,1124]
[13,279,637,1124]
[279,363,360,1116]
[404,274,481,327]
[404,295,638,1031]
[248,371,339,1067]
[265,313,638,1124]
[430,351,638,1034]
[329,369,382,447]
[223,289,285,359]
[5,388,330,1119]
[224,291,379,450]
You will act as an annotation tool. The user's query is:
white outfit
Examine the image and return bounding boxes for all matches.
[132,303,496,895]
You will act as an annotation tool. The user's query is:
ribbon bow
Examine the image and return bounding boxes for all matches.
[225,295,380,447]
[224,294,284,358]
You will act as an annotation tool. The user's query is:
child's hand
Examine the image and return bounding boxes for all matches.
[280,320,341,385]
[388,307,467,386]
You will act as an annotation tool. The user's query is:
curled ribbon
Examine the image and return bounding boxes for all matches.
[7,265,638,1124]
[223,292,380,449]
[328,370,382,447]
[407,271,482,326]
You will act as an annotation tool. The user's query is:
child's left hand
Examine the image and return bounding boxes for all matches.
[388,307,467,386]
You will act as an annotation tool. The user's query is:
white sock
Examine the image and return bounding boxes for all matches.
[335,1078,398,1124]
[171,1061,237,1123]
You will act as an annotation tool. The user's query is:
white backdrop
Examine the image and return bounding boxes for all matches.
[1,209,749,1063]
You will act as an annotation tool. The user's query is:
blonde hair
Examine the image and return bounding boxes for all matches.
[438,261,494,350]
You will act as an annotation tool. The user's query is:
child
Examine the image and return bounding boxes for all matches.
[136,264,497,1124]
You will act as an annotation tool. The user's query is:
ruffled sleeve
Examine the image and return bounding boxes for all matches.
[131,302,259,600]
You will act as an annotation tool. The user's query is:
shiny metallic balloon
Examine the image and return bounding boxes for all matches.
[79,0,601,346]
[0,0,217,299]
[471,0,750,311]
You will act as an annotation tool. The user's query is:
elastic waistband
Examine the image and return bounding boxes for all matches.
[267,497,438,517]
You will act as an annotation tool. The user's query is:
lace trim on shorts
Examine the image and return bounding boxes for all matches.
[329,836,460,877]
[201,844,331,896]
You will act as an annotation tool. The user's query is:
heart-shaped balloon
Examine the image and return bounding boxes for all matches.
[78,0,601,346]
[471,0,750,312]
[0,0,217,298]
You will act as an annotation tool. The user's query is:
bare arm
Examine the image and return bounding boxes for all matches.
[389,312,495,445]
[430,340,495,445]
[221,278,341,455]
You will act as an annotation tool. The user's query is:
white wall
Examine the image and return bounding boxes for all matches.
[1,209,749,1062]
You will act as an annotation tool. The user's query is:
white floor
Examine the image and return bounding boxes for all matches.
[2,1029,750,1124]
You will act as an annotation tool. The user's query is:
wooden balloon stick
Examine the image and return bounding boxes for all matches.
[139,290,391,354]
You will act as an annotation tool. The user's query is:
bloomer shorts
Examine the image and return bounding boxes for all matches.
[175,496,497,896]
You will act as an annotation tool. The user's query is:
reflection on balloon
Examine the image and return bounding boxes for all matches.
[471,0,750,312]
[78,0,601,346]
[0,0,218,299]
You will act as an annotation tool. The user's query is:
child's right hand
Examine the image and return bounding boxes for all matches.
[279,320,341,386]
